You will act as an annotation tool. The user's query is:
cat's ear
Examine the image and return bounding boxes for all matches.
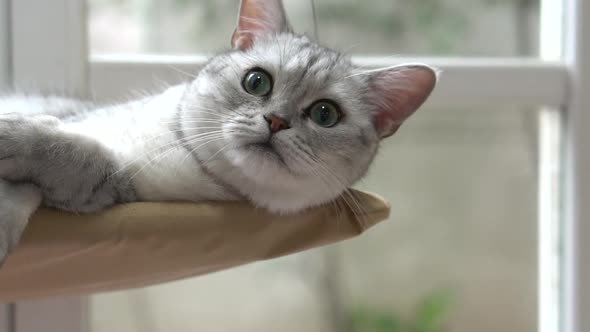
[231,0,291,50]
[367,64,438,138]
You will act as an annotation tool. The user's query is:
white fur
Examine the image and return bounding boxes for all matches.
[59,85,238,203]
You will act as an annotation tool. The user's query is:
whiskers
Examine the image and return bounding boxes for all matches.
[122,129,229,182]
[110,100,255,181]
[167,64,199,79]
[110,121,225,176]
[312,158,371,231]
[177,131,228,166]
[287,137,371,231]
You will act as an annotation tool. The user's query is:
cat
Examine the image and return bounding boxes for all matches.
[0,0,437,263]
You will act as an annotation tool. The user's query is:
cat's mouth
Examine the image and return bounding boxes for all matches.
[243,141,287,167]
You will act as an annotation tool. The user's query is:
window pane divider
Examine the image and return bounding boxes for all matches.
[90,54,569,108]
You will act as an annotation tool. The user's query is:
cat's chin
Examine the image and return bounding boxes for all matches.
[243,142,287,166]
[228,142,297,178]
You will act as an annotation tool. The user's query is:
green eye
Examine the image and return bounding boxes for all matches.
[242,69,273,96]
[308,100,341,128]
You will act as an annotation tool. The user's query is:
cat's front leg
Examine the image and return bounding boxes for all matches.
[0,113,135,213]
[0,114,49,263]
[0,113,62,178]
[0,179,42,265]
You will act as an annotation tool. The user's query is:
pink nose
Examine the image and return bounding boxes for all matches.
[264,114,290,133]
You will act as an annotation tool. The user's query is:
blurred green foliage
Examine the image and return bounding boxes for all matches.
[350,289,454,332]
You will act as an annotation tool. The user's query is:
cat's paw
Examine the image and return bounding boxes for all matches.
[0,179,42,266]
[0,113,60,141]
[0,113,60,127]
[0,114,61,178]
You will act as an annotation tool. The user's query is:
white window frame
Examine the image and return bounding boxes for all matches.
[562,0,590,331]
[0,0,588,332]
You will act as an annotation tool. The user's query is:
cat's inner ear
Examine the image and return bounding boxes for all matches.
[231,0,291,50]
[367,64,437,138]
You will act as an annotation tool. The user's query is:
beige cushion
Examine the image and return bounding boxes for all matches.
[0,189,389,301]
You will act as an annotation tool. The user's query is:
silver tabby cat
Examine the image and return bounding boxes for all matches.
[0,0,436,263]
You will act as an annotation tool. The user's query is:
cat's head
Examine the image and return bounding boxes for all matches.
[181,0,437,213]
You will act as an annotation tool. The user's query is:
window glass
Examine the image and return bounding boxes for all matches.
[89,0,540,56]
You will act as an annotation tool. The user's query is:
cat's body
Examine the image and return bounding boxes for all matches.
[0,0,437,263]
[0,86,211,211]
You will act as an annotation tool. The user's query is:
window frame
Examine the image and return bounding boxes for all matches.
[0,0,588,332]
[88,54,568,107]
[562,0,590,331]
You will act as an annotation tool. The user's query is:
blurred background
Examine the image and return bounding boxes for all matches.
[89,0,539,56]
[88,1,540,331]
